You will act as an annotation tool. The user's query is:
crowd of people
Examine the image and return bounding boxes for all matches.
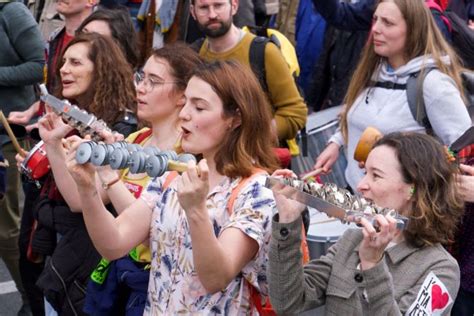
[0,0,473,315]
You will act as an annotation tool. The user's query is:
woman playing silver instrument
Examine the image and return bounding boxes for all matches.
[38,43,203,315]
[16,32,138,316]
[66,60,280,315]
[269,132,463,315]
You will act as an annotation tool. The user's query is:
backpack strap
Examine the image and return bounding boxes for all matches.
[226,169,267,215]
[131,128,153,145]
[249,36,270,93]
[373,68,436,132]
[162,171,178,190]
[406,68,436,132]
[373,81,407,90]
[190,37,206,53]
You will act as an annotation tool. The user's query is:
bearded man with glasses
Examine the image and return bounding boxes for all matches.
[190,0,307,150]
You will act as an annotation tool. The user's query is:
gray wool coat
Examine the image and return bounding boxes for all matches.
[268,216,460,315]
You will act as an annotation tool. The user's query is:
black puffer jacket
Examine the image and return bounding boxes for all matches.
[32,117,137,315]
[35,198,100,316]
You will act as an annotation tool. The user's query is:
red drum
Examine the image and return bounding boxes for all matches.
[20,141,50,180]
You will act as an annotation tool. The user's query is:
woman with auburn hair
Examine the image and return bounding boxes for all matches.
[314,0,471,191]
[8,8,141,128]
[66,60,280,315]
[269,132,463,315]
[40,42,203,315]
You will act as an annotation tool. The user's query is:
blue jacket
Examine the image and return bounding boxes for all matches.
[312,0,451,40]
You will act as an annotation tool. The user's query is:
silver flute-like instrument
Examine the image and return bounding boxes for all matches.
[265,177,409,230]
[39,84,111,140]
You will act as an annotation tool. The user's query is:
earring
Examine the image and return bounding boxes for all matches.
[409,186,416,196]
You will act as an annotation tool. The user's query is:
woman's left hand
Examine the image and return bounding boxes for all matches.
[357,213,399,270]
[177,159,209,215]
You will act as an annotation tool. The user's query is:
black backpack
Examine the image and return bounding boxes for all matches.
[191,28,307,155]
[445,11,474,70]
[427,1,474,70]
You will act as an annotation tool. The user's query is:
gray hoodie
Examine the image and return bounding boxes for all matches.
[329,55,472,190]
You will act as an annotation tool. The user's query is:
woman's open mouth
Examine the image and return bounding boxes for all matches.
[62,80,74,87]
[181,126,191,138]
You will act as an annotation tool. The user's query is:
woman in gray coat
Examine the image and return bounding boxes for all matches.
[268,132,463,315]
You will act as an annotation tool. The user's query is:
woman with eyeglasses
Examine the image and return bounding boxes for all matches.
[65,60,280,315]
[38,41,203,315]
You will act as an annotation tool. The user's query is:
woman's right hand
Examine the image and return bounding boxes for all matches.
[15,150,28,172]
[65,136,96,189]
[313,142,340,173]
[270,169,306,223]
[38,112,73,145]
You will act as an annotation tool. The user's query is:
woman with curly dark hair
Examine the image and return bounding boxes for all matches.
[54,32,137,135]
[15,32,138,315]
[76,7,141,70]
[269,132,464,315]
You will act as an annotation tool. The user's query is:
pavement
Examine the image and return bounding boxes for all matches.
[0,259,22,316]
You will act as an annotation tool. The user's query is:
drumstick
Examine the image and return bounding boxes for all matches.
[310,217,339,225]
[0,111,26,157]
[301,168,324,181]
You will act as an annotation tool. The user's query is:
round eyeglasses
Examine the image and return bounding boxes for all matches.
[134,71,177,93]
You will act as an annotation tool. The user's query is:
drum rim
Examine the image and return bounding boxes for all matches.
[306,119,339,135]
[306,235,341,242]
[22,140,45,164]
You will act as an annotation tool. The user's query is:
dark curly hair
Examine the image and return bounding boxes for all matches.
[373,132,464,248]
[55,32,136,127]
[76,7,140,69]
